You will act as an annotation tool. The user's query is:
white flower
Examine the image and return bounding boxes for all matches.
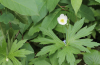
[6,57,9,61]
[57,14,68,25]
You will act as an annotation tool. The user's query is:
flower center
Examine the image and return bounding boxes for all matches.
[60,19,64,23]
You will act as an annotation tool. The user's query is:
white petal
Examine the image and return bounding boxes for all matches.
[60,14,65,18]
[57,17,60,22]
[57,14,68,25]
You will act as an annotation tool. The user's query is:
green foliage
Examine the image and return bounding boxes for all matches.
[47,0,60,12]
[83,50,100,65]
[33,18,100,65]
[31,0,48,24]
[71,0,82,14]
[0,12,14,24]
[79,4,95,21]
[0,0,100,65]
[41,9,61,29]
[95,0,100,3]
[1,0,39,16]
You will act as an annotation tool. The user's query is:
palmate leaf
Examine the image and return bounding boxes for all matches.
[8,40,33,65]
[66,18,100,65]
[32,28,65,56]
[1,0,39,16]
[32,18,100,65]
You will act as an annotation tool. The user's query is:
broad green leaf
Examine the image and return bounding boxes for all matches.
[66,11,76,22]
[79,4,95,21]
[0,4,5,9]
[71,0,82,14]
[60,0,71,4]
[83,50,100,65]
[47,0,60,12]
[31,0,48,24]
[41,9,61,29]
[95,0,100,3]
[1,0,39,16]
[0,13,14,24]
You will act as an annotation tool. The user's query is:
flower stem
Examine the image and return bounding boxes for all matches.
[65,24,69,46]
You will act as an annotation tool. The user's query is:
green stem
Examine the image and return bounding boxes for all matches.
[65,24,69,46]
[57,4,68,11]
[62,26,65,40]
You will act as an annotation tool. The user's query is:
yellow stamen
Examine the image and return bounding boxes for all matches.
[60,19,64,23]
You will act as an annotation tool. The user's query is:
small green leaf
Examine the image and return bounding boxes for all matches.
[0,13,14,24]
[71,0,82,14]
